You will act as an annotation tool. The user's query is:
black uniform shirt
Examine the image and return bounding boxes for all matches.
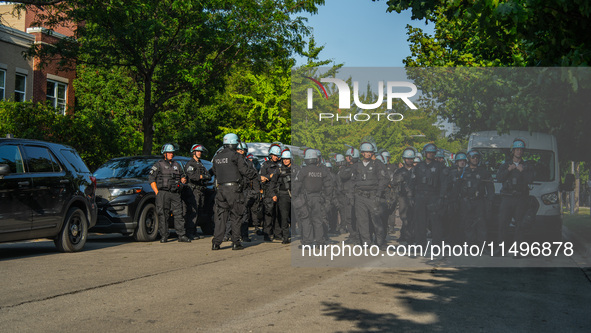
[212,147,257,184]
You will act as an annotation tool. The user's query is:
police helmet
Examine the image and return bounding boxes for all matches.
[223,133,240,149]
[413,156,421,163]
[238,142,248,152]
[381,151,391,163]
[190,144,207,155]
[269,145,282,157]
[246,153,255,160]
[303,149,319,165]
[325,162,333,168]
[334,154,345,166]
[435,149,445,158]
[423,143,437,153]
[281,150,292,159]
[360,142,374,153]
[467,150,481,160]
[402,147,416,159]
[376,154,386,164]
[511,139,526,151]
[345,147,360,159]
[454,152,467,162]
[161,143,175,154]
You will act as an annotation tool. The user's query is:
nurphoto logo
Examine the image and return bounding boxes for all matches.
[305,77,417,122]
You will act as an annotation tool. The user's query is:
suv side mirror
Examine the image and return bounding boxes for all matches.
[0,164,10,178]
[560,173,575,192]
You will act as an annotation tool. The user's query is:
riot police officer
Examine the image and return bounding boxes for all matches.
[183,144,212,240]
[392,147,416,244]
[497,138,535,247]
[339,148,359,243]
[260,144,282,241]
[459,150,494,244]
[238,142,261,242]
[445,152,467,244]
[351,142,388,248]
[211,133,258,250]
[293,149,333,246]
[149,143,190,243]
[410,143,447,246]
[270,150,292,244]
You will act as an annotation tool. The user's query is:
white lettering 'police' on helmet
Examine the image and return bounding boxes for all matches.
[223,133,239,145]
[269,145,282,156]
[281,150,292,159]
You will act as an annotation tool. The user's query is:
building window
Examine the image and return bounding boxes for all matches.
[0,69,5,100]
[14,73,26,102]
[47,80,67,114]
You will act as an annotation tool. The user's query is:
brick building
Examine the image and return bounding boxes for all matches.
[0,4,77,114]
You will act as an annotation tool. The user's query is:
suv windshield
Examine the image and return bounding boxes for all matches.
[476,148,555,182]
[93,158,158,180]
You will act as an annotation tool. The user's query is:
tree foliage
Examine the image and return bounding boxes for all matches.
[381,0,591,161]
[24,0,325,154]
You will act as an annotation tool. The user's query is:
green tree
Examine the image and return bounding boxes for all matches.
[23,0,325,154]
[381,0,591,162]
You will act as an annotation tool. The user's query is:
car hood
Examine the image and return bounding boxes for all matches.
[95,178,149,188]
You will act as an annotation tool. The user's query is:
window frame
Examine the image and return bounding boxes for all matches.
[0,69,6,101]
[14,73,26,102]
[46,79,68,115]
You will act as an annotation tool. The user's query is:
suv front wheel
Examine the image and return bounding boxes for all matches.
[134,203,159,242]
[55,207,88,252]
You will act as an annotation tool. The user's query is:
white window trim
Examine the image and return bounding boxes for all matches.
[46,79,67,115]
[0,69,6,101]
[14,73,26,102]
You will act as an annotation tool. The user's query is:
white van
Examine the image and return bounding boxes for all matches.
[467,130,573,241]
[246,142,304,165]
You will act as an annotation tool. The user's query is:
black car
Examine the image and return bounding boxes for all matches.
[0,138,98,252]
[91,156,215,241]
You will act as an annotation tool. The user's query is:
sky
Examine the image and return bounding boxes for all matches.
[294,0,434,67]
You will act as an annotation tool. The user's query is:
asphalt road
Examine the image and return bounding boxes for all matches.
[1,233,590,332]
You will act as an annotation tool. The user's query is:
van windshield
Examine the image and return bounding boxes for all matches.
[474,148,555,182]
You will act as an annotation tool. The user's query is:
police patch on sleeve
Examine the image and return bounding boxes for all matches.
[149,165,157,175]
[187,166,194,172]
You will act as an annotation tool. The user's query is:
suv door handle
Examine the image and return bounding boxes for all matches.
[18,181,30,186]
[60,179,70,184]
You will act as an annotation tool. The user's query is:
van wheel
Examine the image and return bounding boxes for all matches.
[55,207,88,252]
[134,203,159,242]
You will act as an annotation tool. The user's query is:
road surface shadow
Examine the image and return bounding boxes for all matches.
[321,267,591,332]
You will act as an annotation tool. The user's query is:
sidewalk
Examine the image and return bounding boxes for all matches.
[562,212,591,258]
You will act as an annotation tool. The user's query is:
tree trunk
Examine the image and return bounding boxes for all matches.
[142,79,156,155]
